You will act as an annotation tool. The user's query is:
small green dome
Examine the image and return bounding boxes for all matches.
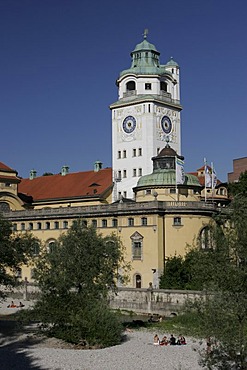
[166,57,179,67]
[137,170,200,187]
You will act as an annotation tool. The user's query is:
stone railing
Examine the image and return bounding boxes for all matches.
[2,200,217,221]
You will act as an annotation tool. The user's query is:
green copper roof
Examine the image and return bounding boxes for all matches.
[132,39,158,53]
[137,170,200,187]
[119,38,179,78]
[166,57,179,67]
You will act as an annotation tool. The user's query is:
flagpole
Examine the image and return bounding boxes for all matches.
[204,158,207,202]
[211,162,214,201]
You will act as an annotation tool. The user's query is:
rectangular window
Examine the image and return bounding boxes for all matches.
[141,217,147,226]
[54,221,59,229]
[145,83,152,90]
[21,223,25,231]
[123,169,127,178]
[133,242,142,260]
[146,189,151,195]
[37,222,42,230]
[63,221,68,229]
[118,192,121,199]
[138,168,142,177]
[173,217,182,226]
[133,149,136,157]
[112,218,118,227]
[118,151,121,159]
[102,219,107,228]
[133,169,137,177]
[170,188,176,194]
[123,191,127,198]
[128,217,134,226]
[138,148,142,156]
[92,219,97,228]
[46,222,50,230]
[12,223,17,231]
[118,170,121,180]
[123,150,126,158]
[29,222,33,230]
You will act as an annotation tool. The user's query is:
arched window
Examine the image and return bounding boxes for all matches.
[32,242,40,256]
[48,241,56,254]
[135,274,142,288]
[160,81,167,92]
[200,226,213,250]
[126,81,136,91]
[0,202,10,212]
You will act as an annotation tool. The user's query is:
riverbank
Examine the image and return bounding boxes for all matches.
[0,322,205,370]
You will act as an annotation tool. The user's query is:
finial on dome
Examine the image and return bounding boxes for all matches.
[143,28,149,39]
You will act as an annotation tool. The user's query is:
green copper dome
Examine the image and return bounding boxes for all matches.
[137,170,200,187]
[166,57,179,67]
[132,39,158,53]
[119,37,172,77]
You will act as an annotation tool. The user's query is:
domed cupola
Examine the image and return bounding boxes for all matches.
[120,34,163,77]
[152,144,184,172]
[134,142,201,201]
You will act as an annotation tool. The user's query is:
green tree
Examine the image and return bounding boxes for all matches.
[31,220,130,347]
[228,170,247,197]
[187,196,247,370]
[159,255,190,289]
[0,216,40,299]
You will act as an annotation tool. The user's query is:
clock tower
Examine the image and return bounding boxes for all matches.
[110,34,182,200]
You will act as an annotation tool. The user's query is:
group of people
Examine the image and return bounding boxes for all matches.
[7,301,25,308]
[153,334,186,346]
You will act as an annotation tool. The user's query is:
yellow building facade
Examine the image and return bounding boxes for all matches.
[0,35,229,289]
[0,146,228,289]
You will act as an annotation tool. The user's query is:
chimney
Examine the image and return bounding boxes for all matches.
[61,165,69,176]
[29,169,37,180]
[94,161,103,172]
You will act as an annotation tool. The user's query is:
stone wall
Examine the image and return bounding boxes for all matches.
[1,284,203,316]
[109,287,203,316]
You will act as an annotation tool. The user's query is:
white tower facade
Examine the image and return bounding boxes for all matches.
[110,36,182,201]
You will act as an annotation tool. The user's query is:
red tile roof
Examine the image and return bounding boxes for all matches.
[0,162,16,172]
[19,168,113,201]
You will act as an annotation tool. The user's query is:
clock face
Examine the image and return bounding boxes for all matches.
[161,116,172,134]
[123,116,136,134]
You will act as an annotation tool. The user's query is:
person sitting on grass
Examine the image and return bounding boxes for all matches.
[153,334,160,345]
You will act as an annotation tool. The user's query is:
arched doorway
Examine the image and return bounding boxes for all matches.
[135,274,142,288]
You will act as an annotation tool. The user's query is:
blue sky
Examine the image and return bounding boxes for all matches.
[0,0,246,182]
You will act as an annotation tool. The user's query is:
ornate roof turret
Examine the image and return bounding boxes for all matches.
[119,32,174,78]
[166,56,179,67]
[135,143,200,188]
